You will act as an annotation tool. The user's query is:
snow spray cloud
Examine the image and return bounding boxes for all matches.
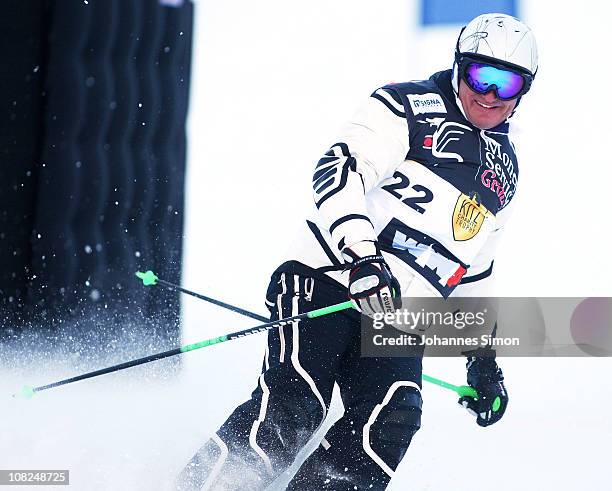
[0,312,187,491]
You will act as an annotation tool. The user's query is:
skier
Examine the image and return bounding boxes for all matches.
[177,13,538,490]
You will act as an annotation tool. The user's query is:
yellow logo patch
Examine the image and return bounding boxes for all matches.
[452,193,491,241]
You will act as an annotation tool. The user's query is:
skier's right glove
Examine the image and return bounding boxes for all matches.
[458,356,508,427]
[343,240,400,316]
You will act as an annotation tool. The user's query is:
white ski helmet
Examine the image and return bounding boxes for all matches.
[452,13,538,96]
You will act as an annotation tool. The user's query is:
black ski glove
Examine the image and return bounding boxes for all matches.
[343,241,400,316]
[458,356,508,427]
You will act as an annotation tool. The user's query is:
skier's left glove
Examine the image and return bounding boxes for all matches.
[343,240,400,317]
[458,356,508,427]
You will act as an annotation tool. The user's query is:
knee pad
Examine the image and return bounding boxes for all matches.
[366,385,422,470]
[373,386,422,443]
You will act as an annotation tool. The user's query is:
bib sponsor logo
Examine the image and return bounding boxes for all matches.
[480,169,506,206]
[432,121,472,161]
[378,219,468,297]
[417,117,472,161]
[452,193,490,241]
[408,93,447,115]
[478,130,518,207]
[392,230,467,288]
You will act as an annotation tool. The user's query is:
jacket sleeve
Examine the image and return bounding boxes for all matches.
[312,87,409,253]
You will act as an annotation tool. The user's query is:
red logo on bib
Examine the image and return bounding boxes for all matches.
[446,265,467,287]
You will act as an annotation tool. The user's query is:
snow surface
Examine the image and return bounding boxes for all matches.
[2,1,612,490]
[2,330,611,490]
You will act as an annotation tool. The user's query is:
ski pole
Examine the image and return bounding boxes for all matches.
[13,300,355,399]
[422,373,477,398]
[422,374,502,412]
[135,270,484,405]
[136,270,268,322]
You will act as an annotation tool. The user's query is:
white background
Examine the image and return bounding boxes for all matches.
[1,1,611,490]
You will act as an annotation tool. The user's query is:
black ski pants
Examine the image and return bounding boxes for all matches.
[177,263,423,490]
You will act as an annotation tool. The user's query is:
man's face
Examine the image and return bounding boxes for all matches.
[458,79,517,130]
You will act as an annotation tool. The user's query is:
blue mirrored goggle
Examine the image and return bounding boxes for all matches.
[459,59,533,101]
[462,62,530,101]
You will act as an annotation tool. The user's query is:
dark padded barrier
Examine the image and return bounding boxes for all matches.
[2,0,194,350]
[105,0,140,313]
[0,1,47,327]
[148,3,193,338]
[31,3,90,316]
